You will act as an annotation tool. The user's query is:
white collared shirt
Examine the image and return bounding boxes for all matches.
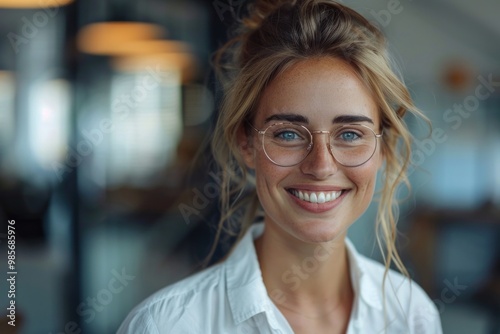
[117,223,442,333]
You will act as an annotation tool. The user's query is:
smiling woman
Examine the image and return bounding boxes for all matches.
[240,58,384,247]
[118,1,442,333]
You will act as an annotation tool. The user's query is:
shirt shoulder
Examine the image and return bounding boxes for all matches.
[117,263,226,334]
[358,254,433,308]
[355,253,442,333]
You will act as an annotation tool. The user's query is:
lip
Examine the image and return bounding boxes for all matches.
[286,184,346,192]
[286,186,349,213]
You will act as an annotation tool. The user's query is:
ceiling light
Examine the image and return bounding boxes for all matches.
[112,53,197,83]
[77,22,166,55]
[0,0,73,8]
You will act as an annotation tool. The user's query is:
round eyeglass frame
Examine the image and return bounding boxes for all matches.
[247,121,383,167]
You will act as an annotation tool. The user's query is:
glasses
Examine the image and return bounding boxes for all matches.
[248,122,383,167]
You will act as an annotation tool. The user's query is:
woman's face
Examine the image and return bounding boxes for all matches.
[239,57,382,244]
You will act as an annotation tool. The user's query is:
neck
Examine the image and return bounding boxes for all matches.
[254,223,353,314]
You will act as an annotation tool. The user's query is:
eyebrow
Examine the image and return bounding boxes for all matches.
[333,115,374,124]
[264,114,309,124]
[263,113,374,125]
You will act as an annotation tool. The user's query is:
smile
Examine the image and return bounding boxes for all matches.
[289,189,343,204]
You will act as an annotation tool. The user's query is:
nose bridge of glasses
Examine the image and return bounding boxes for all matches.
[310,130,333,148]
[310,130,331,135]
[308,130,335,160]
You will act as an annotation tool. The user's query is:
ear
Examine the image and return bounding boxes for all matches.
[237,125,256,169]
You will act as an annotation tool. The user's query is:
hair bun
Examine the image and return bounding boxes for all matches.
[243,0,297,30]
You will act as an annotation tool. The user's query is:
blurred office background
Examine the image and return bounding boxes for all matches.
[0,0,498,333]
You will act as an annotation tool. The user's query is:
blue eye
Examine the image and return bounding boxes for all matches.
[340,131,360,142]
[276,131,301,141]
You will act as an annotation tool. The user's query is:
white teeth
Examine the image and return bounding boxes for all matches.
[291,189,342,204]
[318,192,325,203]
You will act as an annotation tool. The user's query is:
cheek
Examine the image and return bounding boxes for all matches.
[347,157,380,194]
[253,154,293,211]
[253,161,285,219]
[253,144,286,177]
[254,156,285,191]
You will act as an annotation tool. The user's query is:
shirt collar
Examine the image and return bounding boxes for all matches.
[345,238,383,311]
[225,223,383,326]
[225,223,273,325]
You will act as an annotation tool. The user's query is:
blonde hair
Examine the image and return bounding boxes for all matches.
[209,0,424,282]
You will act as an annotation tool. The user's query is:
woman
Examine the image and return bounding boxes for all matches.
[118,0,442,333]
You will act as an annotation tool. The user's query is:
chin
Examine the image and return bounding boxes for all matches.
[288,217,349,244]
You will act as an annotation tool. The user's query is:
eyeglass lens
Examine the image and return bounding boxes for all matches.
[261,123,378,167]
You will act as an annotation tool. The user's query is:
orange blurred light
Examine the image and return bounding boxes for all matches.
[77,22,167,55]
[0,0,73,8]
[112,52,197,83]
[94,40,190,57]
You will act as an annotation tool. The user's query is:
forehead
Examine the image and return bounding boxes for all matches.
[255,57,380,127]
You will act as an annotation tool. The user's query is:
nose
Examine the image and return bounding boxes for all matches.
[299,132,338,179]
